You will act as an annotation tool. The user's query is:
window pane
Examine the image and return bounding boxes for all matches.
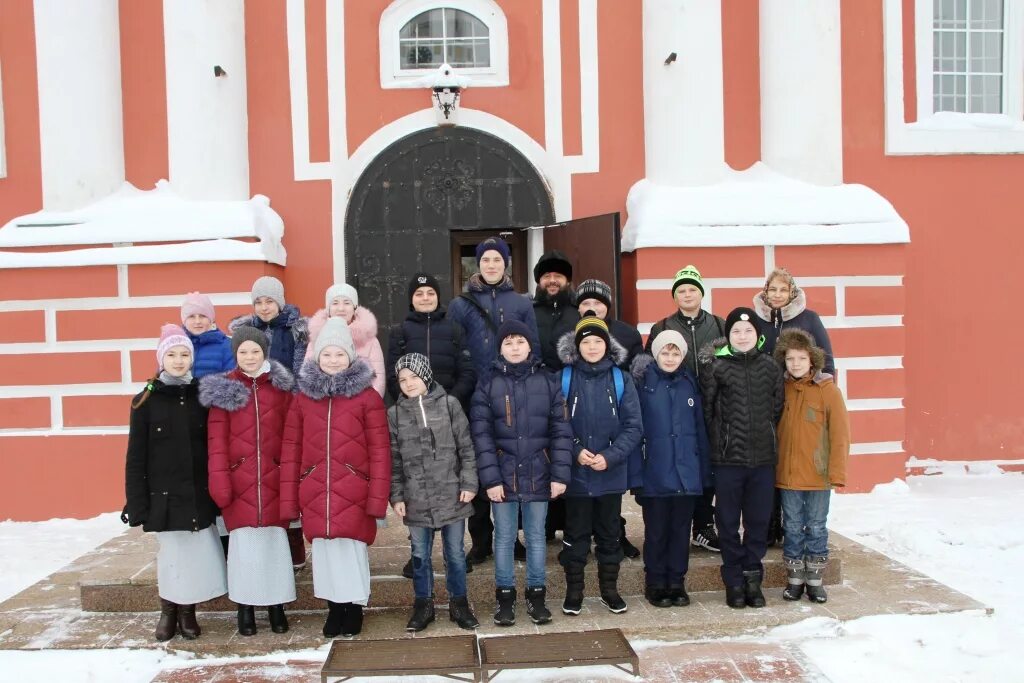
[969,0,1003,29]
[399,7,491,70]
[448,10,488,38]
[403,9,443,40]
[401,41,444,68]
[969,74,1002,112]
[935,0,965,27]
[446,39,490,68]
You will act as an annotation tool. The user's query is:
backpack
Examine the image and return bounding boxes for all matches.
[561,366,625,405]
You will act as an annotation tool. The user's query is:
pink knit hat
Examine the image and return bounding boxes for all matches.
[157,324,194,367]
[181,292,215,324]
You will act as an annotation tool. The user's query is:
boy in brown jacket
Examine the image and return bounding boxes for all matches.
[774,329,849,604]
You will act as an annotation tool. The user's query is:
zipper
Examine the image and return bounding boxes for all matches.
[253,378,262,527]
[346,463,370,480]
[326,398,332,538]
[504,395,512,427]
[688,318,699,379]
[426,315,432,359]
[230,456,247,471]
[300,463,317,481]
[542,448,550,464]
[743,355,753,463]
[418,394,428,427]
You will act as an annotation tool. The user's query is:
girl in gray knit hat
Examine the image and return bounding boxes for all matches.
[387,353,480,633]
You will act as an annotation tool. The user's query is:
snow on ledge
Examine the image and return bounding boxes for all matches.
[621,163,910,252]
[0,181,286,268]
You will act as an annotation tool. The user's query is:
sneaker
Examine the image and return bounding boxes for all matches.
[493,587,516,626]
[691,525,721,552]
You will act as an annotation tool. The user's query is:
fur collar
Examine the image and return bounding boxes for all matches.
[697,336,728,367]
[297,357,375,399]
[630,353,656,382]
[229,305,308,341]
[308,307,378,348]
[789,370,835,386]
[467,272,514,293]
[555,329,628,366]
[753,288,807,323]
[198,360,295,410]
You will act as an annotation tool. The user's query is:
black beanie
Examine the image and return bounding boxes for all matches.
[724,307,759,338]
[407,272,441,309]
[574,312,610,349]
[496,319,532,350]
[533,250,573,283]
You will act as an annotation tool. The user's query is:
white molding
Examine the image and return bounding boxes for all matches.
[0,56,6,179]
[0,292,251,313]
[378,0,509,88]
[0,339,158,355]
[286,0,332,181]
[50,395,62,430]
[636,276,904,290]
[818,315,902,329]
[0,383,140,399]
[43,308,56,344]
[120,349,132,383]
[326,0,349,282]
[834,356,904,370]
[542,0,563,158]
[884,0,1024,154]
[0,427,129,437]
[850,442,904,455]
[846,398,903,411]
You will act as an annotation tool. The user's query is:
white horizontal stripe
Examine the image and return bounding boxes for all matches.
[0,427,129,437]
[637,323,653,335]
[0,383,139,398]
[818,316,902,328]
[0,292,251,312]
[834,356,903,370]
[906,458,1024,468]
[846,398,903,411]
[0,339,159,354]
[636,275,903,290]
[850,441,904,455]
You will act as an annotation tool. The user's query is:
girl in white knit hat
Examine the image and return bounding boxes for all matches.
[306,283,386,397]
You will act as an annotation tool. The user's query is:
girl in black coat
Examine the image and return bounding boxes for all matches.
[123,325,227,642]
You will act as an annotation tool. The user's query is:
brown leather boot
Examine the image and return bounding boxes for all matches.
[155,599,178,641]
[177,603,201,639]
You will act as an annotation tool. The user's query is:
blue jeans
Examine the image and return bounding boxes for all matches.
[492,500,548,589]
[409,520,468,600]
[780,489,831,560]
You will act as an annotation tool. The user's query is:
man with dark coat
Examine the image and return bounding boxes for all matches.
[532,249,580,371]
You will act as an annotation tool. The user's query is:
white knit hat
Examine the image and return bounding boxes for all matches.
[325,283,359,312]
[251,276,285,308]
[651,329,688,360]
[314,316,356,362]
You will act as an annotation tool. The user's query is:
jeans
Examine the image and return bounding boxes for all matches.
[559,494,623,567]
[713,465,775,587]
[780,489,831,560]
[639,495,697,587]
[492,500,548,588]
[409,520,468,600]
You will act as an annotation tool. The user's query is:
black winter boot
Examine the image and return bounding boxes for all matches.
[406,597,435,632]
[155,598,178,641]
[725,585,746,608]
[268,604,289,633]
[619,517,640,559]
[645,585,672,608]
[783,557,806,601]
[236,604,257,636]
[176,603,201,639]
[742,570,766,608]
[526,586,552,624]
[598,563,628,613]
[562,563,585,615]
[323,601,344,638]
[449,596,479,630]
[804,555,828,603]
[668,579,690,607]
[340,603,363,637]
[493,587,516,626]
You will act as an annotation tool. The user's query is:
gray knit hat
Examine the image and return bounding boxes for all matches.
[575,278,613,310]
[314,316,356,362]
[231,325,269,357]
[251,276,285,308]
[395,353,433,388]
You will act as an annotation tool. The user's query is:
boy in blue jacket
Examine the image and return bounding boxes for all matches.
[555,314,643,616]
[471,320,572,627]
[629,330,710,609]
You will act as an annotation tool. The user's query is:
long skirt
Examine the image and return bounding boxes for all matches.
[312,537,370,605]
[227,526,297,606]
[156,524,228,604]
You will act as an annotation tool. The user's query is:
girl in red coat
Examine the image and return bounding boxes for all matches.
[199,326,297,637]
[281,317,391,639]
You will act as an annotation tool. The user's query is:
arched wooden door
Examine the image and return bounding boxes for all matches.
[344,127,554,330]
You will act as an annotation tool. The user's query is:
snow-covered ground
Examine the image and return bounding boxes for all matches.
[1,470,1021,682]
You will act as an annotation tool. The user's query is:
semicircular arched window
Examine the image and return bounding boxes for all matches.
[399,7,491,69]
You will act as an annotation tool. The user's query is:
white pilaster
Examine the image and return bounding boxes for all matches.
[759,0,843,184]
[33,0,125,209]
[642,0,726,185]
[163,0,250,200]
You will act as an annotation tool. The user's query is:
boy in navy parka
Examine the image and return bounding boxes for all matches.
[555,314,642,616]
[470,320,572,627]
[629,330,710,609]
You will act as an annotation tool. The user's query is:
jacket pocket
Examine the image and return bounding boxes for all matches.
[229,456,247,472]
[345,463,370,481]
[299,463,317,482]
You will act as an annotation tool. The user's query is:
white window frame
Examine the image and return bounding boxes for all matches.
[379,0,509,89]
[0,57,6,179]
[883,0,1024,154]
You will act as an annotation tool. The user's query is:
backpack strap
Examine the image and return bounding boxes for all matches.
[458,293,497,333]
[612,366,624,404]
[561,366,572,400]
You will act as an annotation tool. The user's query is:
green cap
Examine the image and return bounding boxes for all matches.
[671,265,705,297]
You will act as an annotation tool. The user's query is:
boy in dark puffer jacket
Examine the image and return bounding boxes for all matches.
[555,314,642,616]
[471,320,572,627]
[698,308,783,610]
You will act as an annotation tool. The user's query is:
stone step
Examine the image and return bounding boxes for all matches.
[80,509,841,612]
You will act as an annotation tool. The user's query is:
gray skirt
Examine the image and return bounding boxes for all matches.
[227,526,297,606]
[311,538,370,605]
[156,525,228,605]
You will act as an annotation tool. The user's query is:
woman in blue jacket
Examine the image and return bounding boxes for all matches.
[629,330,710,609]
[470,320,572,628]
[555,314,643,617]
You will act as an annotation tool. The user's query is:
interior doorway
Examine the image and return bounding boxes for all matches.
[449,228,529,295]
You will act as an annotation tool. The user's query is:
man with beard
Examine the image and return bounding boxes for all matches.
[532,250,580,371]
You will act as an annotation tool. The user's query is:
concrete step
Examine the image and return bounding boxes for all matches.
[79,504,841,612]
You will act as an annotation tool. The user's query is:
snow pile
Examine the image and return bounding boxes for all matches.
[0,181,287,267]
[621,162,910,252]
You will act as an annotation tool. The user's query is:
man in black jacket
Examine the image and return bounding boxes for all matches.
[532,250,580,371]
[645,265,724,553]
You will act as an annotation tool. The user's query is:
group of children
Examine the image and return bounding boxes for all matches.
[123,266,849,642]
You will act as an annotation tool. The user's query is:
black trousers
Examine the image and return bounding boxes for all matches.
[692,488,716,531]
[467,496,493,552]
[639,495,697,587]
[713,465,774,587]
[558,494,623,567]
[546,497,566,537]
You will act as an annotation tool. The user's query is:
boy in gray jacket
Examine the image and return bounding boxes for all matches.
[388,353,480,632]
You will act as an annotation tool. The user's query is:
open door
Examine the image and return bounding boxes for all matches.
[537,213,622,316]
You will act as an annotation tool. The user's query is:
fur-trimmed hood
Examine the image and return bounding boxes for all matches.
[198,360,295,410]
[753,287,807,323]
[555,329,628,366]
[307,306,378,349]
[229,304,309,341]
[697,336,728,367]
[297,357,375,399]
[630,353,656,382]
